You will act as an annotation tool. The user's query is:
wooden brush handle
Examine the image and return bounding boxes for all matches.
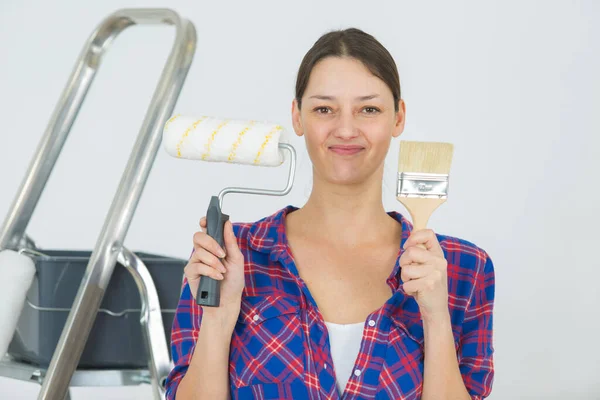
[396,197,447,249]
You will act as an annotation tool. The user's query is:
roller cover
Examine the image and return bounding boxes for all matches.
[163,115,285,166]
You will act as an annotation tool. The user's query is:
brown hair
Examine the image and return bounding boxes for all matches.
[295,28,401,111]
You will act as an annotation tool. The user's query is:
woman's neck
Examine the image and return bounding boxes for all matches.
[289,172,399,248]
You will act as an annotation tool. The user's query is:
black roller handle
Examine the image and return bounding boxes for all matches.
[196,196,229,307]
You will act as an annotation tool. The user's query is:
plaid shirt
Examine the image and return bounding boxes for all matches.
[165,206,495,399]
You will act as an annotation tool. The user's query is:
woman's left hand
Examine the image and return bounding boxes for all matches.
[400,229,449,322]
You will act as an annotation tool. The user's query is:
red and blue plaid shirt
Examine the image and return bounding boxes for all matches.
[165,206,495,399]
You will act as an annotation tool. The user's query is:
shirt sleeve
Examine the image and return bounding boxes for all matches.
[164,277,204,399]
[459,253,495,399]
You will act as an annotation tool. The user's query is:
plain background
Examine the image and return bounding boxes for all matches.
[1,0,599,398]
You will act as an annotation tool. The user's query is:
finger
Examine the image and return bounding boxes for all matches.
[400,264,434,282]
[403,229,443,255]
[193,231,226,259]
[223,220,243,263]
[199,216,207,229]
[402,276,436,296]
[402,278,418,296]
[399,246,433,266]
[184,262,224,281]
[191,247,227,273]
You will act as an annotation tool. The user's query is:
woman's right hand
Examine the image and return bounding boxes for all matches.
[184,217,245,319]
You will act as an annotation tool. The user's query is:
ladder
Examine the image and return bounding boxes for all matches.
[0,8,196,400]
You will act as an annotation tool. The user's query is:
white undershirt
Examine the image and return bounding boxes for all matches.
[324,320,365,394]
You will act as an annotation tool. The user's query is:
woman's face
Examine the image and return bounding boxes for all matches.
[292,56,405,187]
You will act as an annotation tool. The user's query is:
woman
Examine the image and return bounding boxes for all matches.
[166,28,494,400]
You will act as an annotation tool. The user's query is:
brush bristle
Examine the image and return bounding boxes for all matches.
[398,141,454,174]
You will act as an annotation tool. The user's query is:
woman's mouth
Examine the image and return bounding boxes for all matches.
[328,145,365,155]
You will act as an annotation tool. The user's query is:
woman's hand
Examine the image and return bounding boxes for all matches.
[184,218,245,320]
[400,229,449,322]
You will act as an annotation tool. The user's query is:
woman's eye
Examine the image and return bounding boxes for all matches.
[363,107,380,114]
[314,107,331,114]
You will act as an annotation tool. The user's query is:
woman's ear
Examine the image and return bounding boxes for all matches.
[392,99,406,138]
[291,99,304,137]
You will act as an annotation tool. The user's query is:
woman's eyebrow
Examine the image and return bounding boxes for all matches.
[356,94,380,101]
[308,95,335,100]
[308,94,381,101]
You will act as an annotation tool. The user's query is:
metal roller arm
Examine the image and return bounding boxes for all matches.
[28,9,197,400]
[217,143,297,209]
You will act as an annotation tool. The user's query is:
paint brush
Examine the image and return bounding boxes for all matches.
[396,141,454,243]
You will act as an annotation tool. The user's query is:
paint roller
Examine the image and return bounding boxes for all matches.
[0,249,36,357]
[163,115,296,307]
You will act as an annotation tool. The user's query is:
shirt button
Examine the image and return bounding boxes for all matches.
[354,369,362,377]
[368,319,376,327]
[252,314,259,321]
[324,363,328,370]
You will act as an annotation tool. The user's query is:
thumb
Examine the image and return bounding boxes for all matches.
[223,220,243,263]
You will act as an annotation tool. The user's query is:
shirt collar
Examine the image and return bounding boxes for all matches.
[246,205,414,256]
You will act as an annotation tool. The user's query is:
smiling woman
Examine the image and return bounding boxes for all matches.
[166,28,494,400]
[292,55,404,187]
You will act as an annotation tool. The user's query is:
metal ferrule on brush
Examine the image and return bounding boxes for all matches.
[397,172,449,199]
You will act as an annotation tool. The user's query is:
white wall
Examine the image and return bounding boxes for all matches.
[1,0,598,398]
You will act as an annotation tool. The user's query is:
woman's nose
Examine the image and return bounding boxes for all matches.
[333,110,358,139]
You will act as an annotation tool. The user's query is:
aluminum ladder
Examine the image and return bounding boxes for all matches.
[0,8,196,400]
